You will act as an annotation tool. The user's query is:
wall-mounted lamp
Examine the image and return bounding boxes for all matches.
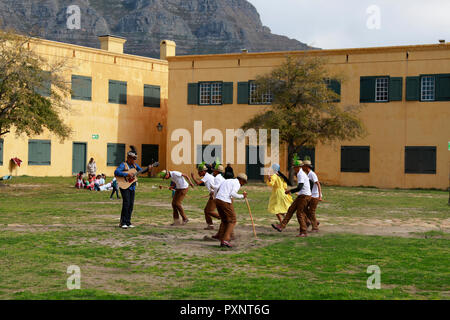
[157,122,163,132]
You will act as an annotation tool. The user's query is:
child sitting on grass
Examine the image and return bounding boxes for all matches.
[75,172,84,189]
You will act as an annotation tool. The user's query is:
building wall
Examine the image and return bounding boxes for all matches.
[0,38,168,177]
[166,45,450,189]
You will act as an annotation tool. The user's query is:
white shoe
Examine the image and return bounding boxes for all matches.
[121,225,128,229]
[128,225,135,228]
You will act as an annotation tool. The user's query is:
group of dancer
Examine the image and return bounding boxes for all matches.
[114,147,322,248]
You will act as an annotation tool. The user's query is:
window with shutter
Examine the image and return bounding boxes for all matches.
[375,77,389,102]
[405,147,436,174]
[72,75,92,101]
[249,81,273,105]
[406,76,420,101]
[35,71,51,97]
[28,140,51,166]
[341,146,370,173]
[198,82,223,105]
[237,82,250,104]
[144,85,161,108]
[109,80,127,104]
[107,143,126,166]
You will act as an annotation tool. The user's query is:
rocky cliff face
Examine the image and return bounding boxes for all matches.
[0,0,314,58]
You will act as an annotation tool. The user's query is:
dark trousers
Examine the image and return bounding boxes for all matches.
[110,186,120,199]
[119,188,135,226]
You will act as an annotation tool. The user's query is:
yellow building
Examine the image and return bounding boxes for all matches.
[166,44,450,190]
[1,34,449,190]
[0,36,174,177]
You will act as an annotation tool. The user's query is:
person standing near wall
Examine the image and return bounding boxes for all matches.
[87,158,97,176]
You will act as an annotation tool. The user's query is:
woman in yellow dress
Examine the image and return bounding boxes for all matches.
[267,163,293,223]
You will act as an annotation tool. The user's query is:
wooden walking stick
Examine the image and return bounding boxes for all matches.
[245,197,257,238]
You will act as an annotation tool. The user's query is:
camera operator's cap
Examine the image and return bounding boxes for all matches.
[237,173,248,182]
[214,165,225,173]
[158,170,167,178]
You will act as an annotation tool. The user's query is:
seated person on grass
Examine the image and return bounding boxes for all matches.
[75,172,84,189]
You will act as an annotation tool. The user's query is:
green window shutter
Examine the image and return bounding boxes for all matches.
[107,143,125,166]
[0,139,3,166]
[107,144,115,166]
[83,77,92,100]
[28,140,38,165]
[108,80,117,103]
[341,146,370,173]
[41,140,51,165]
[405,147,436,174]
[119,82,127,105]
[360,77,376,103]
[28,140,51,165]
[72,75,92,101]
[406,76,420,101]
[389,77,403,101]
[327,79,341,102]
[144,85,160,108]
[222,82,234,104]
[237,82,249,104]
[109,80,126,104]
[35,71,51,97]
[187,83,199,105]
[436,74,450,101]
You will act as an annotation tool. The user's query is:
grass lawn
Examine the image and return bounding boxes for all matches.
[0,176,448,300]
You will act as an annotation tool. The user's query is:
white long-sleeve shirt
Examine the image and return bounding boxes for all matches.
[215,178,243,204]
[170,171,189,189]
[201,172,215,193]
[212,174,226,198]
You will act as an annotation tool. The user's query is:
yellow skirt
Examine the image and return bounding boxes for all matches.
[268,188,293,214]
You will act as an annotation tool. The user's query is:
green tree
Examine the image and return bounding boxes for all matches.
[242,56,366,182]
[0,29,72,139]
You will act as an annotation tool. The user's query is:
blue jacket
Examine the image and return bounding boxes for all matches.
[114,162,142,191]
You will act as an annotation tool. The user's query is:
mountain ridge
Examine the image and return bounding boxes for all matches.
[0,0,315,58]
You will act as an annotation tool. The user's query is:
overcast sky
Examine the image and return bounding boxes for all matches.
[248,0,450,49]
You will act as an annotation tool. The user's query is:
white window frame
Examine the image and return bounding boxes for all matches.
[375,77,389,102]
[249,81,273,105]
[420,76,435,101]
[199,82,222,105]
